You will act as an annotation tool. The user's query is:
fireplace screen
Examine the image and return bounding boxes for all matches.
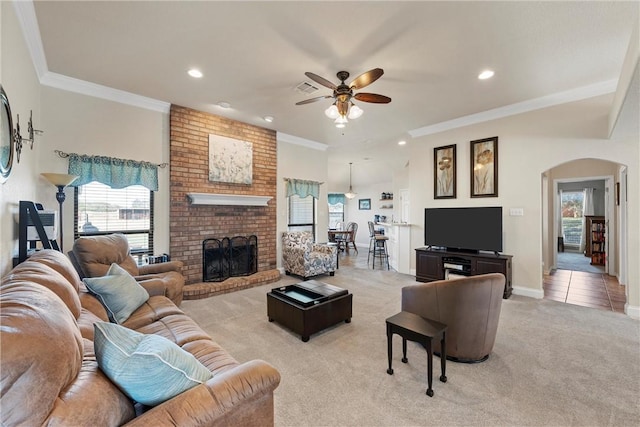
[203,235,257,282]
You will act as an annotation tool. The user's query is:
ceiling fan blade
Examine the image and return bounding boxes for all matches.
[295,95,333,105]
[353,92,391,103]
[349,68,384,90]
[304,72,337,90]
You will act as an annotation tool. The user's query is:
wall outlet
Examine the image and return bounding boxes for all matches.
[510,208,524,216]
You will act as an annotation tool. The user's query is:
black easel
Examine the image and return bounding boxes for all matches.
[15,200,60,265]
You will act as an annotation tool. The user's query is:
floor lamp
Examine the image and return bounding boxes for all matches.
[41,173,79,252]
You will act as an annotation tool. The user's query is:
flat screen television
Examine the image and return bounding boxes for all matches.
[424,207,503,253]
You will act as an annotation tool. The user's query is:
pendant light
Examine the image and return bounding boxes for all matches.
[344,162,356,199]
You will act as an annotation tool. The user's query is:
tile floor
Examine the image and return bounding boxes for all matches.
[543,269,626,313]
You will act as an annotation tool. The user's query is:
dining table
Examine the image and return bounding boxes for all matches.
[328,229,353,253]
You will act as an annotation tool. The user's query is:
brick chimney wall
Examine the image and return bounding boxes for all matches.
[169,105,277,284]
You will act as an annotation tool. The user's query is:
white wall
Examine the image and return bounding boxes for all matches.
[39,87,169,254]
[343,182,393,248]
[276,139,329,268]
[1,2,41,275]
[408,94,639,314]
[0,4,169,276]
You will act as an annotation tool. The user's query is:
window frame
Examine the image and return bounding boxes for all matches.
[328,201,345,229]
[287,194,316,239]
[73,184,154,255]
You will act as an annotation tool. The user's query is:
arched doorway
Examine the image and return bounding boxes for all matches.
[542,158,627,313]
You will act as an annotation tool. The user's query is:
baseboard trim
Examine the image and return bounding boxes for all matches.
[625,304,640,320]
[512,286,544,299]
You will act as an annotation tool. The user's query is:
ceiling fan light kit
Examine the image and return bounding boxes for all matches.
[296,68,391,128]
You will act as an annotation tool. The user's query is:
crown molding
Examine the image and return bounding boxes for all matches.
[609,20,639,138]
[277,132,328,151]
[40,72,170,113]
[13,0,48,80]
[409,79,618,138]
[15,0,170,114]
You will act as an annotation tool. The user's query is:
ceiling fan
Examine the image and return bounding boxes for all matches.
[296,68,391,128]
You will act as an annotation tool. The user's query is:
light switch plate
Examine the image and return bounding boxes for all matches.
[510,208,524,216]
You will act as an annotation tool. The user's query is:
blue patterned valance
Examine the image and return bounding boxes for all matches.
[285,178,322,199]
[67,153,159,191]
[328,193,345,205]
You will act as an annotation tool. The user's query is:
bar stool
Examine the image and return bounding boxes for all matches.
[368,221,389,269]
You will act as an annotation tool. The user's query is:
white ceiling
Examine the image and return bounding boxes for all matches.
[28,1,639,188]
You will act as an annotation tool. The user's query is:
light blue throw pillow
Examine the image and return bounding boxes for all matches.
[83,263,149,324]
[94,322,213,406]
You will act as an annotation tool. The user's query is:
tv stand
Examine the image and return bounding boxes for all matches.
[415,247,513,299]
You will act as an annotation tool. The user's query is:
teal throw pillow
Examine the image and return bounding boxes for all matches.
[93,322,213,406]
[83,263,149,324]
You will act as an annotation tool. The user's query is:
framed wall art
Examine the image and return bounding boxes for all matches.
[209,134,253,184]
[470,136,498,198]
[359,198,371,210]
[434,144,456,199]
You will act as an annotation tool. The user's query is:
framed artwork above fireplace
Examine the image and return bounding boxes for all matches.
[208,134,253,184]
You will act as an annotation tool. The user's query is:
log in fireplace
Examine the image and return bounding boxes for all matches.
[202,236,258,282]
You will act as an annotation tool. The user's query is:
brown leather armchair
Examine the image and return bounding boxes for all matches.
[401,273,505,362]
[70,233,185,305]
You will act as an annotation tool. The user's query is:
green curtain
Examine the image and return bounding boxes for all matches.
[68,153,159,191]
[285,178,320,199]
[328,193,345,205]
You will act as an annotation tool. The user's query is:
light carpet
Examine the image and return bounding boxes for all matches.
[182,253,640,426]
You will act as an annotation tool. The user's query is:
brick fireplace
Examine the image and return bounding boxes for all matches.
[169,105,277,285]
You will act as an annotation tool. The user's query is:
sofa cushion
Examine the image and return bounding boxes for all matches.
[27,249,84,292]
[84,264,149,324]
[93,322,213,406]
[45,338,136,426]
[6,260,82,319]
[121,296,185,331]
[0,282,83,426]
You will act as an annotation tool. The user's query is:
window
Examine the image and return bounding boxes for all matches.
[74,182,154,254]
[288,195,316,238]
[328,202,344,229]
[561,191,584,248]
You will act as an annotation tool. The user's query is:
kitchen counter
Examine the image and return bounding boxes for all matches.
[373,223,412,274]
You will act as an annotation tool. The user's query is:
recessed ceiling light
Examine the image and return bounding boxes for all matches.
[478,70,495,80]
[263,116,274,123]
[188,69,203,78]
[217,101,231,109]
[398,140,407,146]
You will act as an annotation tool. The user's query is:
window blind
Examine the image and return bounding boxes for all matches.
[74,181,154,253]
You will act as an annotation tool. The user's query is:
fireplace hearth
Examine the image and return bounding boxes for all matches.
[202,236,258,282]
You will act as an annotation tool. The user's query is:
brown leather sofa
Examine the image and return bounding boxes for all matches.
[70,233,185,305]
[1,250,280,426]
[401,273,505,362]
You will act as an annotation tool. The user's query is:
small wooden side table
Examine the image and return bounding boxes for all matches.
[386,311,447,397]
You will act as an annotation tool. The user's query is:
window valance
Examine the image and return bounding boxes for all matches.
[285,178,322,199]
[328,193,346,205]
[65,152,160,191]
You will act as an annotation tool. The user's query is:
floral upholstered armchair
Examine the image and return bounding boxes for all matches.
[281,231,337,280]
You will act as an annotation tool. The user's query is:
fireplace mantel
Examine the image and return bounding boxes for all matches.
[187,193,272,207]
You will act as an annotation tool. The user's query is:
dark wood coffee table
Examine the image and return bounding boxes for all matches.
[386,311,447,397]
[267,280,352,342]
